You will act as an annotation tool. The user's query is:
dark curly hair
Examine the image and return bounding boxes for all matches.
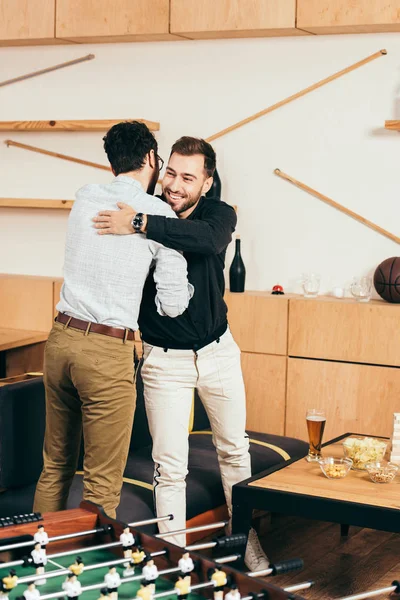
[170,137,216,178]
[103,121,158,176]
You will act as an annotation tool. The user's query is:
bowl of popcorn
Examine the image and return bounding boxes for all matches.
[365,462,399,484]
[318,457,353,479]
[343,436,387,471]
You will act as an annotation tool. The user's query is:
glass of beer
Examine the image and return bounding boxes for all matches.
[306,408,326,462]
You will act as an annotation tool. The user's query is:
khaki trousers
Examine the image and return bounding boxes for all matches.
[33,321,136,518]
[142,328,251,546]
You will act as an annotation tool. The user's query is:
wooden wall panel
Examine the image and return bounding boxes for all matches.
[56,0,182,43]
[297,0,400,34]
[286,358,400,441]
[0,0,59,46]
[53,279,63,317]
[288,297,400,367]
[0,275,54,332]
[226,291,288,355]
[170,0,307,39]
[242,352,286,435]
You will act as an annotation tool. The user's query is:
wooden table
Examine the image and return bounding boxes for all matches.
[0,327,48,377]
[232,433,400,538]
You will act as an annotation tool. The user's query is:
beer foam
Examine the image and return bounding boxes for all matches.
[306,415,326,421]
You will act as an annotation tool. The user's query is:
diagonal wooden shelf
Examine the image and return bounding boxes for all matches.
[0,119,159,132]
[384,120,400,131]
[0,198,74,210]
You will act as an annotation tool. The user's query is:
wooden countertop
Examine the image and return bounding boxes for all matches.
[0,328,48,351]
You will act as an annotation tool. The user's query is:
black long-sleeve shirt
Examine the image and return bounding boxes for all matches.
[138,196,236,349]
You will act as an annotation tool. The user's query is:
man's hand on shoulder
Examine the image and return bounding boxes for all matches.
[93,202,147,235]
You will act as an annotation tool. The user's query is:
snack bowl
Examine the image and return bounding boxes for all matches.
[365,461,399,484]
[343,436,387,471]
[318,457,353,479]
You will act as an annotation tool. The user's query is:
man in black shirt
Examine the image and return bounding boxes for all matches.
[93,137,269,571]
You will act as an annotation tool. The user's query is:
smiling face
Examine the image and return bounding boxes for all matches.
[162,153,213,218]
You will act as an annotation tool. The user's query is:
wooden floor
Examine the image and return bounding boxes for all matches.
[258,514,400,599]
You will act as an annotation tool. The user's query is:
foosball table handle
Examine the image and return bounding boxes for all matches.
[213,534,247,549]
[270,559,304,575]
[392,580,400,593]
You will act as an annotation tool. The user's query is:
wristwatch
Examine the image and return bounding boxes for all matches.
[131,213,144,232]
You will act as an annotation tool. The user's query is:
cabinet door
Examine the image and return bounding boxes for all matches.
[242,352,286,435]
[0,0,56,45]
[288,297,400,367]
[286,357,400,441]
[170,0,306,39]
[225,291,288,355]
[56,0,180,43]
[297,0,400,34]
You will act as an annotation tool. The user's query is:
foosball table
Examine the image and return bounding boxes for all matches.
[0,502,307,600]
[0,502,398,600]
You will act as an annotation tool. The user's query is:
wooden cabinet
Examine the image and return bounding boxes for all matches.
[170,0,306,39]
[242,353,286,435]
[288,297,400,367]
[0,0,58,46]
[286,357,400,440]
[225,291,288,355]
[297,0,400,34]
[56,0,182,43]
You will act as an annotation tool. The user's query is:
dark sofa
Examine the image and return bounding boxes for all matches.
[0,370,308,532]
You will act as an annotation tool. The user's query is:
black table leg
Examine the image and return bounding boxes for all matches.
[340,523,350,537]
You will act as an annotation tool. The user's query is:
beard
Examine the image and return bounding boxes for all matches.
[147,165,160,195]
[163,187,202,215]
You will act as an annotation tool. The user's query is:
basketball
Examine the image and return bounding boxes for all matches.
[373,257,400,303]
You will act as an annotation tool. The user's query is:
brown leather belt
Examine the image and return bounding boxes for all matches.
[56,312,135,341]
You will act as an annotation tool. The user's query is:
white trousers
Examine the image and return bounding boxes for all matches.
[141,328,251,547]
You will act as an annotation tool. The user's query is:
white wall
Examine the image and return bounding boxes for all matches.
[1,33,400,294]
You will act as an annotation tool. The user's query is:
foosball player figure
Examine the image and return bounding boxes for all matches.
[62,573,82,599]
[120,526,135,577]
[174,574,191,600]
[142,556,158,594]
[135,582,152,600]
[34,525,49,548]
[104,566,121,600]
[68,557,84,576]
[0,570,18,597]
[211,566,228,600]
[132,545,146,566]
[178,552,194,577]
[31,543,47,586]
[225,584,241,600]
[23,582,40,600]
[97,588,110,600]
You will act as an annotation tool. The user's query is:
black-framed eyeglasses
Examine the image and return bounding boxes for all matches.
[157,155,164,171]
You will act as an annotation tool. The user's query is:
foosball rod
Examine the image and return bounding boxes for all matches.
[0,514,174,553]
[156,521,228,539]
[37,555,241,600]
[153,579,313,599]
[0,538,166,572]
[337,580,400,600]
[17,549,168,585]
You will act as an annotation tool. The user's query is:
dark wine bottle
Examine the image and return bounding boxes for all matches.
[205,168,222,200]
[229,236,246,293]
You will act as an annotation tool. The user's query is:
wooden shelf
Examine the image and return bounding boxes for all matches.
[0,199,74,210]
[0,119,159,132]
[385,120,400,131]
[0,199,237,211]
